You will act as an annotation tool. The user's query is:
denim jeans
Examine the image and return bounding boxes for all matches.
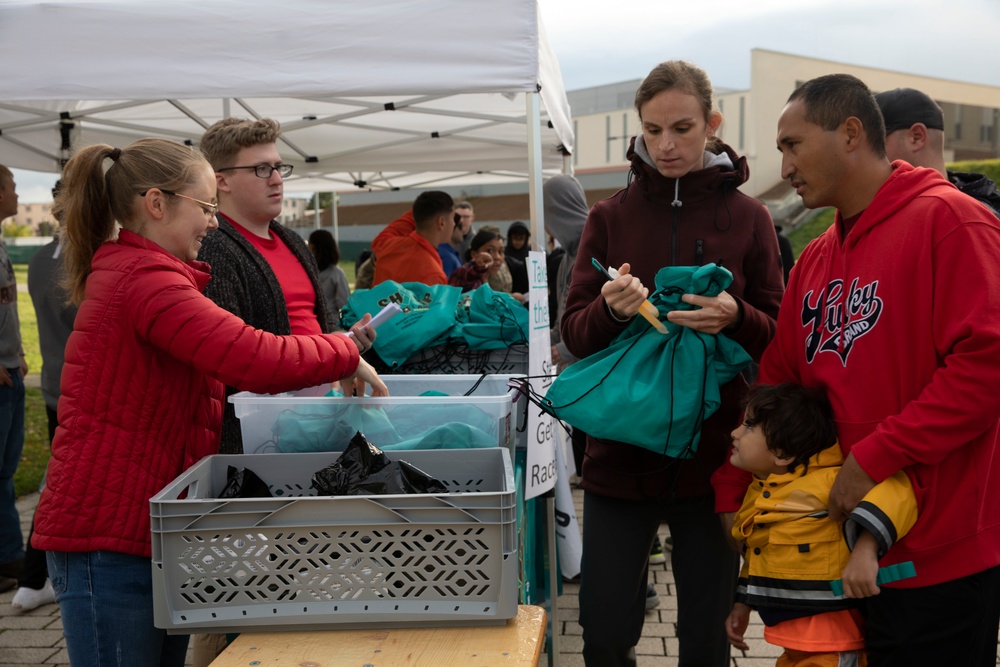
[48,550,189,667]
[0,370,25,566]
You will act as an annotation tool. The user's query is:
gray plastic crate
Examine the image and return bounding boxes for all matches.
[230,374,522,455]
[150,448,517,633]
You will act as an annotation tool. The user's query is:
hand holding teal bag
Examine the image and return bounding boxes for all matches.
[541,263,751,459]
[342,281,463,367]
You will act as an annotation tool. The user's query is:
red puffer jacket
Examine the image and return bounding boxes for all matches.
[33,231,359,558]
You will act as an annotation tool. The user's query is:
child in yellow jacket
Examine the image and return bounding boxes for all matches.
[725,383,918,667]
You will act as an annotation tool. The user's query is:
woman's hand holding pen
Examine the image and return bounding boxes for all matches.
[600,262,649,320]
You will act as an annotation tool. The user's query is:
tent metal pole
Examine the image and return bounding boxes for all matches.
[526,91,561,666]
[525,92,545,252]
[333,192,340,246]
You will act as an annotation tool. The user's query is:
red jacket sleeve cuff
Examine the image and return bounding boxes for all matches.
[711,459,752,513]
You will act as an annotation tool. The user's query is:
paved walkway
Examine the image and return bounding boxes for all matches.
[0,487,780,667]
[3,486,996,666]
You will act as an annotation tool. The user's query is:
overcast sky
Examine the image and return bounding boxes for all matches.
[539,0,1000,92]
[11,0,1000,203]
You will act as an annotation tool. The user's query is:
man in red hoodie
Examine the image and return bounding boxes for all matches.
[743,73,1000,665]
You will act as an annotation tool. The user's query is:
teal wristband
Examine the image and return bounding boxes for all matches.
[830,561,916,597]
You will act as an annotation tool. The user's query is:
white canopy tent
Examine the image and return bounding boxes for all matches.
[0,0,574,246]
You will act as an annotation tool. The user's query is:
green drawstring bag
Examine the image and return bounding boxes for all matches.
[461,284,529,350]
[541,263,751,459]
[342,281,463,367]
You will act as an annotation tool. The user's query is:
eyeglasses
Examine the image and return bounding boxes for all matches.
[141,189,219,217]
[217,163,294,179]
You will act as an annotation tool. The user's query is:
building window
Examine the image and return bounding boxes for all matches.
[981,125,993,144]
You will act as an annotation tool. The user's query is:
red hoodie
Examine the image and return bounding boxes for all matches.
[729,162,1000,587]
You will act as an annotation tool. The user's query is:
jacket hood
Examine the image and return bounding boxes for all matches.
[839,162,951,250]
[505,220,531,262]
[948,169,998,198]
[742,441,844,525]
[625,134,749,205]
[543,174,588,256]
[507,220,531,238]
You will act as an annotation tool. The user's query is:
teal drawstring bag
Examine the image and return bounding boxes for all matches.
[541,263,751,459]
[461,284,529,350]
[342,281,463,367]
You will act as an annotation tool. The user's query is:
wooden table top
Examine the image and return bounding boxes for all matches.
[208,604,547,667]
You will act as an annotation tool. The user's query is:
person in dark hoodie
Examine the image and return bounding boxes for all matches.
[560,60,783,667]
[875,87,1000,218]
[504,220,531,294]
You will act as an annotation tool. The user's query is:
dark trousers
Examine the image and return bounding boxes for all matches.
[579,491,738,667]
[865,564,1000,667]
[19,405,56,590]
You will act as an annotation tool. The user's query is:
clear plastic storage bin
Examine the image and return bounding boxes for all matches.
[230,374,525,455]
[150,448,517,633]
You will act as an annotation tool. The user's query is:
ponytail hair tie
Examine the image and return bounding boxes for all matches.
[109,147,122,162]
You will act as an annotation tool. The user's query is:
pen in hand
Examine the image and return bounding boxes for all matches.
[591,258,668,334]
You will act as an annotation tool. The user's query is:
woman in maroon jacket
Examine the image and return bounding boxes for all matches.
[560,61,784,667]
[32,138,387,667]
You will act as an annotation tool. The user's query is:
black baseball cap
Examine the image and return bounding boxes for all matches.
[875,88,944,134]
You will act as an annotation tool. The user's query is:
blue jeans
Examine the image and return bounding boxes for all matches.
[47,550,189,667]
[0,370,25,566]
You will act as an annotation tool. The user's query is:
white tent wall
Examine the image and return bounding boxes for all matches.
[0,0,574,249]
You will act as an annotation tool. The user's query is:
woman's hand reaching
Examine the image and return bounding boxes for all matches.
[341,358,389,397]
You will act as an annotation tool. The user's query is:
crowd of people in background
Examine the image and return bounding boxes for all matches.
[2,57,1000,667]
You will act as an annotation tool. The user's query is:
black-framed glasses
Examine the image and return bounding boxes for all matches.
[217,163,294,179]
[141,189,219,217]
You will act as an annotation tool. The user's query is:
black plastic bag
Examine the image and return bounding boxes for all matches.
[311,431,448,496]
[219,465,272,498]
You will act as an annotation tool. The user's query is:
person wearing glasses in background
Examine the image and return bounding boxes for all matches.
[193,118,377,664]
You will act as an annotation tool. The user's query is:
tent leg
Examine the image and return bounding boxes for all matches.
[546,492,561,666]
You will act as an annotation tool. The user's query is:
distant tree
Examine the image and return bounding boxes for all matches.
[1,221,32,238]
[36,220,58,237]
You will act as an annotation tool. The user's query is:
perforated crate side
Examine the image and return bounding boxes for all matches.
[151,448,517,632]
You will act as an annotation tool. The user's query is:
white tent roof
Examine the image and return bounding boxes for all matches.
[0,0,573,193]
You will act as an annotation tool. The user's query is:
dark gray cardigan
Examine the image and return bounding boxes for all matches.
[198,215,337,454]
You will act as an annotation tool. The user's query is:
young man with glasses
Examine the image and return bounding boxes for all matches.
[193,117,375,667]
[197,118,373,454]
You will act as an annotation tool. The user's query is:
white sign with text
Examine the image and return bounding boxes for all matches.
[526,250,557,500]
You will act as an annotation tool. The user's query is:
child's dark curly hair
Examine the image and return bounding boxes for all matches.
[743,383,838,474]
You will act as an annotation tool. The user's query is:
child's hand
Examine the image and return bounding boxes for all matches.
[841,530,880,598]
[725,602,751,651]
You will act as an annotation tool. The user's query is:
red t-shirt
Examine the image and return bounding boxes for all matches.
[226,217,322,335]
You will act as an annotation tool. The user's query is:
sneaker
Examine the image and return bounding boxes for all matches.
[645,583,660,611]
[12,580,55,612]
[649,535,666,565]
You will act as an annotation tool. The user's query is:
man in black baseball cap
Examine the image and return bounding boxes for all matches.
[875,87,1000,217]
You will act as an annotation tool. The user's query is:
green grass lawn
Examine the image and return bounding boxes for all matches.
[12,263,48,498]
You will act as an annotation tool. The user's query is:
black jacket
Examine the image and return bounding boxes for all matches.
[198,216,336,454]
[949,169,1000,218]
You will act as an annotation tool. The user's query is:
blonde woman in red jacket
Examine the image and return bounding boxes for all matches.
[32,138,387,667]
